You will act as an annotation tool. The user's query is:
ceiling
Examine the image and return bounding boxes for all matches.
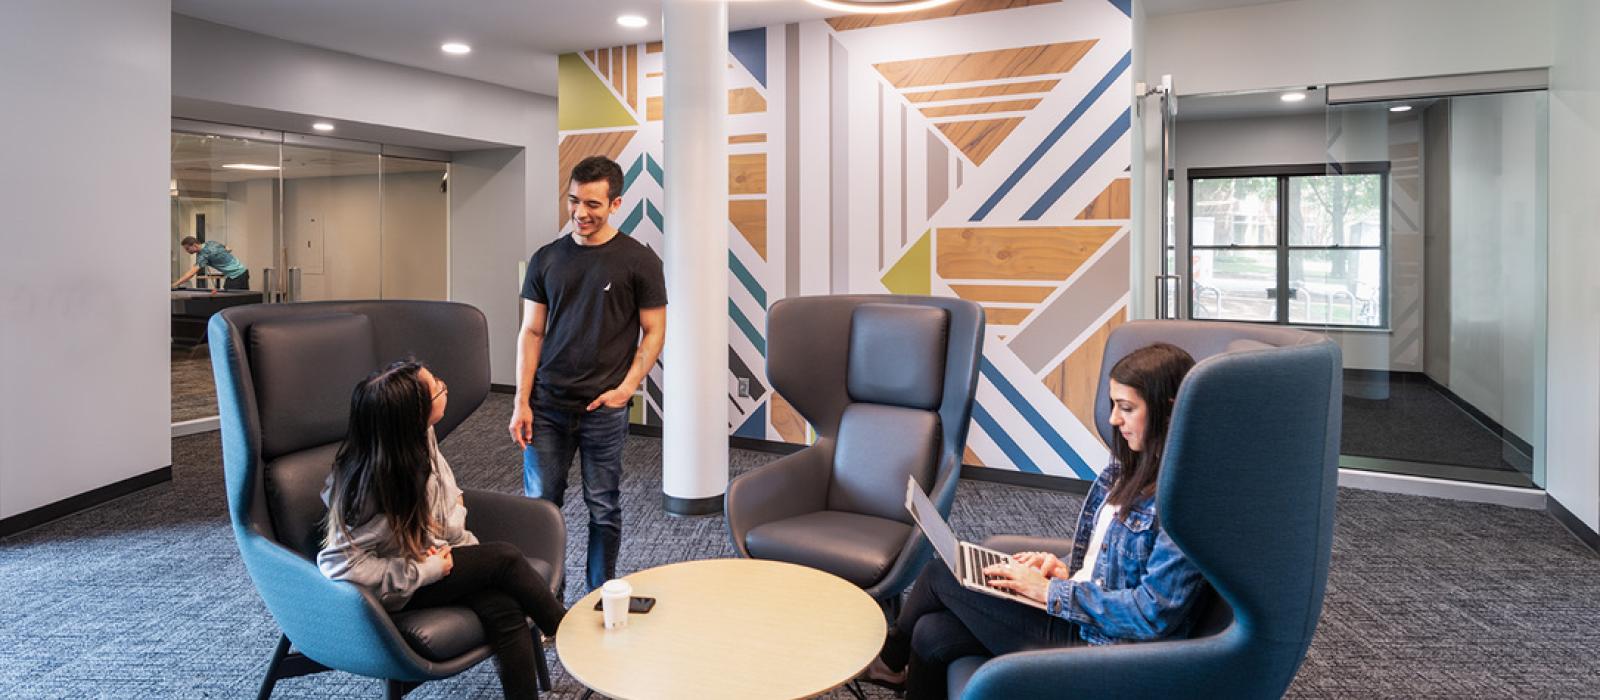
[1177,87,1328,122]
[1140,0,1287,15]
[172,0,1290,96]
[1176,88,1441,122]
[172,0,842,96]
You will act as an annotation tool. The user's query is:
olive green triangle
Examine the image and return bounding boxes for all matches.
[558,53,637,131]
[882,230,931,295]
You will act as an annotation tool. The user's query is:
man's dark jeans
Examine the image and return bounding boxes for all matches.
[522,402,630,592]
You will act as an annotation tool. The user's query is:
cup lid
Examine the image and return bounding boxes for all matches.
[602,579,632,595]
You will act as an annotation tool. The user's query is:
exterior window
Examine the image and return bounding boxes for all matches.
[1188,164,1388,328]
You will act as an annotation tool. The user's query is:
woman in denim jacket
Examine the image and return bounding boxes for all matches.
[866,343,1208,699]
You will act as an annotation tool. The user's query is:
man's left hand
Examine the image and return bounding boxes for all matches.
[587,387,634,412]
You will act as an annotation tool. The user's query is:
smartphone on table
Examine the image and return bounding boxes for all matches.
[593,596,656,614]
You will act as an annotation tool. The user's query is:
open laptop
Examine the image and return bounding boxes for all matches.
[905,477,1046,609]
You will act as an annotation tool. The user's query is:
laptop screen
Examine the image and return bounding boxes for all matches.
[905,477,961,568]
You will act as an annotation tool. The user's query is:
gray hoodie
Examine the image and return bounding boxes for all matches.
[316,428,479,610]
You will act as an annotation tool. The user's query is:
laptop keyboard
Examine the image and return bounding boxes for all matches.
[964,546,1009,590]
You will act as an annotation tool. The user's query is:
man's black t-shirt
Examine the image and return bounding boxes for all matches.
[521,232,667,411]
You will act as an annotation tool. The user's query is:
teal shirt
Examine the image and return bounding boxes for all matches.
[194,241,246,279]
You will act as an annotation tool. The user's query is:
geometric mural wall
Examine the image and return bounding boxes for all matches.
[558,0,1133,479]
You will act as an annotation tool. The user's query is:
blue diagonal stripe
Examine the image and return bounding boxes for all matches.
[979,358,1095,479]
[1022,108,1131,220]
[646,201,664,231]
[728,300,767,357]
[972,52,1131,222]
[728,251,767,309]
[646,154,665,185]
[619,202,645,236]
[1109,0,1132,17]
[622,156,644,194]
[972,402,1042,474]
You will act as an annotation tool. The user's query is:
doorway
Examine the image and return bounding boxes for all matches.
[1152,82,1548,488]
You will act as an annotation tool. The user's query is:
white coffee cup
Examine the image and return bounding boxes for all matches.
[601,579,632,630]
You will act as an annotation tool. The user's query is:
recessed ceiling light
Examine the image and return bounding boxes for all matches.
[617,14,648,28]
[222,164,280,171]
[804,0,959,14]
[1280,92,1307,103]
[1389,105,1413,112]
[312,122,335,132]
[441,42,472,55]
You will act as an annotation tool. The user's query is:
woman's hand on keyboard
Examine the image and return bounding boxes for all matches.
[1013,551,1070,580]
[984,560,1051,603]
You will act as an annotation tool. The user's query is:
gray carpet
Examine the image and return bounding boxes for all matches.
[3,393,1600,698]
[171,351,218,423]
[1341,375,1533,477]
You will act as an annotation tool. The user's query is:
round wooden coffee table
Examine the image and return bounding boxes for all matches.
[556,558,887,699]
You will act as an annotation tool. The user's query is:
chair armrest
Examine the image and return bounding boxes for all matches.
[865,452,963,601]
[961,633,1251,699]
[725,444,832,556]
[980,535,1074,558]
[463,489,567,591]
[237,533,441,681]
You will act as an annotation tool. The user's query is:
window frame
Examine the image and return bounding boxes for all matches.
[1186,162,1391,329]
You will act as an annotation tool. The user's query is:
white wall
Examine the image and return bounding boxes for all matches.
[225,177,280,289]
[449,148,529,390]
[382,170,450,301]
[0,0,171,520]
[1145,0,1554,96]
[172,15,558,384]
[1545,0,1600,529]
[1422,102,1451,384]
[1129,0,1155,319]
[283,175,382,301]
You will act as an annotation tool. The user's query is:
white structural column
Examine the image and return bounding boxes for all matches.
[661,0,730,515]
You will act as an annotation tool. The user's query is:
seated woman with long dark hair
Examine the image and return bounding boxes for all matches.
[317,360,566,700]
[865,343,1208,699]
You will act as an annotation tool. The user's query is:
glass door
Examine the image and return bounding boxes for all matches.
[1321,92,1548,488]
[169,123,454,430]
[169,131,279,424]
[1164,85,1547,488]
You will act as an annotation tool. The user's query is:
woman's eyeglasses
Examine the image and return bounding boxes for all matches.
[432,378,449,401]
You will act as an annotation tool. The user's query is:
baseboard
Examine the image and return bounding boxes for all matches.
[1336,467,1545,509]
[0,466,173,539]
[172,416,219,437]
[960,466,1092,494]
[490,384,516,395]
[728,435,804,455]
[1547,496,1600,556]
[628,423,662,438]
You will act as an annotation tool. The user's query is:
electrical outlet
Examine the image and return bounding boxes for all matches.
[738,378,751,397]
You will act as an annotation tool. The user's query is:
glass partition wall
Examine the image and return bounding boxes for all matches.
[1168,86,1548,488]
[169,124,451,427]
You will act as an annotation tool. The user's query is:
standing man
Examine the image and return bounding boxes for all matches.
[510,156,667,592]
[172,236,249,290]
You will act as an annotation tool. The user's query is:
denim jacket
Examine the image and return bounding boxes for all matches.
[1043,461,1207,645]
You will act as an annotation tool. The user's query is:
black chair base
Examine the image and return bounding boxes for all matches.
[256,631,553,698]
[256,634,332,700]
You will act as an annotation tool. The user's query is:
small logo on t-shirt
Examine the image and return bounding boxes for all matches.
[603,282,613,292]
